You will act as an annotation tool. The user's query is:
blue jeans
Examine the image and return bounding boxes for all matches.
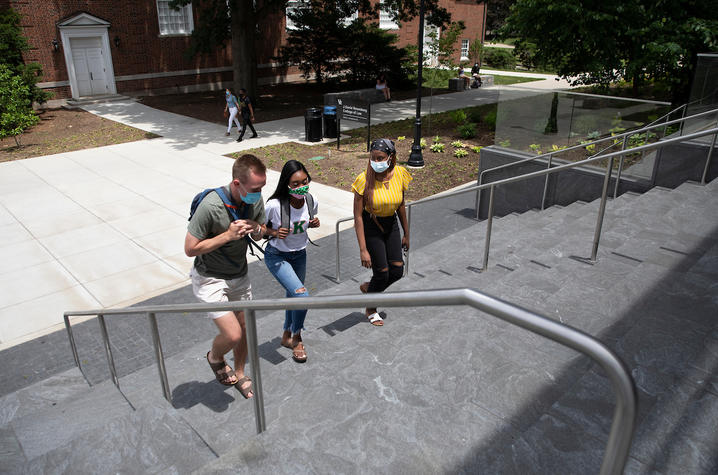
[264,245,309,334]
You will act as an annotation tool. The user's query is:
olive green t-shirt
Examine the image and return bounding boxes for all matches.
[187,187,266,279]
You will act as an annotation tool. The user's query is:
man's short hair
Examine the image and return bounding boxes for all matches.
[232,154,266,182]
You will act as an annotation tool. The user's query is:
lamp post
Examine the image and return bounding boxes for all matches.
[407,0,426,168]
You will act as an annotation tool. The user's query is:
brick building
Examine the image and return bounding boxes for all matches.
[4,0,485,103]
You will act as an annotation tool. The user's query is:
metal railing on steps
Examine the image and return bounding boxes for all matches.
[64,288,637,475]
[333,123,718,280]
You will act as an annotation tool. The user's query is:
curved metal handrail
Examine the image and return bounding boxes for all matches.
[64,287,637,475]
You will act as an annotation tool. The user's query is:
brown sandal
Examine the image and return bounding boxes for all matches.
[206,352,238,386]
[292,342,307,363]
[235,376,253,399]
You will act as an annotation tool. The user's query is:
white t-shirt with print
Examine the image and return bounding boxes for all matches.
[265,197,319,252]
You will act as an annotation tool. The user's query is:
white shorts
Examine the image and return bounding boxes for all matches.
[190,267,253,319]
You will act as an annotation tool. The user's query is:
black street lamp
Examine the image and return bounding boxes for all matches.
[407,0,426,168]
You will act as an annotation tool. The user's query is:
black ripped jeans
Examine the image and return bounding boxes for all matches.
[363,211,404,293]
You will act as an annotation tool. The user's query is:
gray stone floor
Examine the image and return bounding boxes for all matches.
[1,179,717,473]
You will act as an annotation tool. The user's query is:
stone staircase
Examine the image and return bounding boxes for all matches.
[1,179,716,474]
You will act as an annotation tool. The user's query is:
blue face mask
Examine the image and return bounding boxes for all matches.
[371,160,390,173]
[240,191,261,204]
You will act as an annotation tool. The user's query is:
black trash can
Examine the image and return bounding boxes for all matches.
[304,107,322,142]
[323,105,337,138]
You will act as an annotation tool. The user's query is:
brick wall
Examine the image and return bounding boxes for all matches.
[9,0,484,100]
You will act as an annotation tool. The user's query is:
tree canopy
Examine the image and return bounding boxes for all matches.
[502,0,718,103]
[171,0,451,98]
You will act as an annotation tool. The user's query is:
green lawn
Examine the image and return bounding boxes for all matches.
[492,74,543,85]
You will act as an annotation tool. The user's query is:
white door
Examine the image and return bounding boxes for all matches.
[70,37,108,97]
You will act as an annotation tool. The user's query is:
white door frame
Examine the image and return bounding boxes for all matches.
[58,13,117,99]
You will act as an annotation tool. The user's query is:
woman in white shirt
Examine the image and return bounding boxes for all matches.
[263,160,319,362]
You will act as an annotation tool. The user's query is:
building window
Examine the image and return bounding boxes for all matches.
[157,0,194,35]
[379,1,399,30]
[343,11,358,26]
[286,0,308,30]
[461,39,469,60]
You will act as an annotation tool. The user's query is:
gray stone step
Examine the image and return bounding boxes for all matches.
[20,404,217,474]
[6,379,133,463]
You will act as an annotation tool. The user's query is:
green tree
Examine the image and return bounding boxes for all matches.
[0,64,39,146]
[0,7,51,104]
[469,38,484,66]
[170,0,450,99]
[485,0,516,39]
[502,0,718,103]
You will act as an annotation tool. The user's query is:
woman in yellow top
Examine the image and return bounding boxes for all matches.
[352,138,412,326]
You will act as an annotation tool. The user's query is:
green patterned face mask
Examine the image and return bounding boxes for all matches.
[289,185,309,196]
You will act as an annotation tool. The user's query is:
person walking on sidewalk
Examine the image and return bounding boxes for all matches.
[236,88,258,142]
[351,138,411,326]
[184,154,267,399]
[224,88,242,136]
[263,160,320,363]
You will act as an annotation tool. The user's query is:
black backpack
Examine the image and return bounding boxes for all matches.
[189,187,265,261]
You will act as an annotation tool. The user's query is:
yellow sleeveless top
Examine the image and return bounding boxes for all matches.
[351,166,412,217]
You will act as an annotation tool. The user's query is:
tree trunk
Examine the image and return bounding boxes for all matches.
[631,74,640,97]
[231,0,258,102]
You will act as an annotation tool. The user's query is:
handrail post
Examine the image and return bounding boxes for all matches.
[335,219,341,282]
[64,314,81,369]
[591,156,615,262]
[482,185,495,271]
[541,153,553,210]
[613,136,628,198]
[243,308,266,434]
[474,173,484,220]
[405,204,412,275]
[97,314,119,388]
[148,312,172,403]
[701,130,717,185]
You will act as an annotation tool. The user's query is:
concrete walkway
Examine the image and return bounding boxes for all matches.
[0,81,572,349]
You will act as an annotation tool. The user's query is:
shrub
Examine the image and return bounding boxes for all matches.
[498,139,511,147]
[449,109,468,126]
[420,137,427,149]
[397,135,406,141]
[483,109,497,130]
[451,140,466,148]
[471,146,482,153]
[529,143,541,154]
[433,135,441,143]
[484,48,516,70]
[454,148,469,158]
[457,123,477,139]
[0,64,39,146]
[430,142,445,153]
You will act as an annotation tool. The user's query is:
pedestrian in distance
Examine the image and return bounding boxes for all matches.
[236,88,258,142]
[263,160,320,362]
[376,73,391,102]
[184,154,268,399]
[224,88,242,136]
[351,138,411,326]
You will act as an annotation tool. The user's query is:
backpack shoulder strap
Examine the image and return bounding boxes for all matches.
[213,187,243,221]
[280,197,291,230]
[305,193,315,220]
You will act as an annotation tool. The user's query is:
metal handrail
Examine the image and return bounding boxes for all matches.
[64,288,637,475]
[475,107,718,215]
[332,126,718,279]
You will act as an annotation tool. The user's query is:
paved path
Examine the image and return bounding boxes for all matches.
[0,80,574,349]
